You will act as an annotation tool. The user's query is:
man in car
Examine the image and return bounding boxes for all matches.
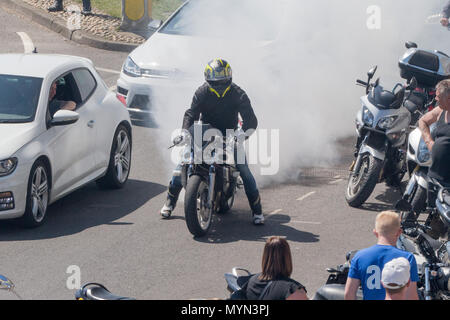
[48,80,76,117]
[159,59,264,225]
[441,1,450,27]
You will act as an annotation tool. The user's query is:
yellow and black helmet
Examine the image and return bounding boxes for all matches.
[204,59,232,98]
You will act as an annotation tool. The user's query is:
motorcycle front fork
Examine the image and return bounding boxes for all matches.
[207,166,216,210]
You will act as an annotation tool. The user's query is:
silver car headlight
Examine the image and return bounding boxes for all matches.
[0,158,18,177]
[417,139,431,164]
[378,116,398,130]
[123,56,141,77]
[362,106,374,127]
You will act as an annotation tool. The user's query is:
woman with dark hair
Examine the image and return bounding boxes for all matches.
[243,236,308,300]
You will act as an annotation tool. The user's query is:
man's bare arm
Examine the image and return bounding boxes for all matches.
[418,107,442,151]
[344,278,361,300]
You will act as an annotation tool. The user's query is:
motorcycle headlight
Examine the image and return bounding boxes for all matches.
[0,158,18,177]
[378,116,398,130]
[417,139,431,164]
[362,106,374,127]
[123,57,141,77]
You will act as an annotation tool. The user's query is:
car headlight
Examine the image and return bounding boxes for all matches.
[362,106,374,127]
[417,139,431,164]
[123,57,141,77]
[0,158,18,177]
[378,116,398,130]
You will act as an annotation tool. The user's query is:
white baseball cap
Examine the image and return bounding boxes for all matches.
[382,257,411,290]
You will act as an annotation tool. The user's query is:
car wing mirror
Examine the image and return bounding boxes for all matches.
[51,110,79,127]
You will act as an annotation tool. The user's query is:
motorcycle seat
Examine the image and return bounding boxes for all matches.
[313,284,363,300]
[85,286,135,300]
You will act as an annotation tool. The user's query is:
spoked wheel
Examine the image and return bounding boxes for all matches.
[185,175,212,237]
[21,160,49,227]
[97,125,132,189]
[345,154,383,208]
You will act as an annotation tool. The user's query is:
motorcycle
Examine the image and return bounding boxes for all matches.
[171,120,240,237]
[345,67,415,207]
[75,283,135,300]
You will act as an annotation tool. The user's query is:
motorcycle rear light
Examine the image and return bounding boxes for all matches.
[0,192,14,211]
[116,93,127,107]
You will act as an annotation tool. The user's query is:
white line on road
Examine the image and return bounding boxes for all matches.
[97,67,121,75]
[16,32,34,53]
[329,179,344,185]
[269,218,322,225]
[296,191,316,201]
[267,209,282,216]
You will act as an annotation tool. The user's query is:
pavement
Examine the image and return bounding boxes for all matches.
[0,6,403,300]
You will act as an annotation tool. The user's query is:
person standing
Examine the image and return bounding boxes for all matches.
[344,211,419,300]
[48,0,92,14]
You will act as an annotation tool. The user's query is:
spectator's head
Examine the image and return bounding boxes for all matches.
[381,257,411,299]
[373,211,402,242]
[436,79,450,110]
[260,236,293,281]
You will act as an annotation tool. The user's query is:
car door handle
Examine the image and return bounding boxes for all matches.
[87,120,95,128]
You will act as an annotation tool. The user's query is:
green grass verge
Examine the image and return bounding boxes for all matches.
[72,0,183,20]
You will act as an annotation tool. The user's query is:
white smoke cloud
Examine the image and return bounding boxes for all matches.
[146,0,449,186]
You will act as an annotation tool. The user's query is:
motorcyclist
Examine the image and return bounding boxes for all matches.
[159,59,264,225]
[441,1,450,27]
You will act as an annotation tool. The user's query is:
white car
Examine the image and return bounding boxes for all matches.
[0,54,132,227]
[117,0,285,118]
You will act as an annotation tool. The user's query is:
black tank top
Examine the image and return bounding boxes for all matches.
[429,111,450,183]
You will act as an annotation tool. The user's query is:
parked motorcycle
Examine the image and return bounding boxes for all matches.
[171,121,240,237]
[345,67,415,207]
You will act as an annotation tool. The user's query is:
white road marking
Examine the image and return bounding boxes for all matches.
[267,209,282,217]
[97,67,121,75]
[329,179,344,184]
[16,32,35,53]
[296,191,316,201]
[269,218,321,225]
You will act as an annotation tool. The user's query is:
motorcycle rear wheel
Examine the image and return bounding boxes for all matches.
[185,175,212,237]
[346,154,383,208]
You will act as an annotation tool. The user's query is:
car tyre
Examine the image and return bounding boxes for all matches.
[96,124,132,189]
[20,160,50,228]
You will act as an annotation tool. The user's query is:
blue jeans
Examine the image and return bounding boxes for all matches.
[166,152,261,214]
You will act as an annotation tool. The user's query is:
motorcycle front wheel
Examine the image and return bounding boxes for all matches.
[184,175,212,237]
[346,153,383,207]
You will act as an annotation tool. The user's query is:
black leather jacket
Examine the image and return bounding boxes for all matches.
[182,82,258,136]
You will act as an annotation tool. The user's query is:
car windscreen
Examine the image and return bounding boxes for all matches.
[0,74,43,123]
[159,0,283,41]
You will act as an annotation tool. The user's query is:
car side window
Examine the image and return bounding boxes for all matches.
[72,69,97,104]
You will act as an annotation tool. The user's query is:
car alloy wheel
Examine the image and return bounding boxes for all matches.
[30,165,49,223]
[114,129,131,184]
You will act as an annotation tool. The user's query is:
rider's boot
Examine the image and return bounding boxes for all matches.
[250,194,264,225]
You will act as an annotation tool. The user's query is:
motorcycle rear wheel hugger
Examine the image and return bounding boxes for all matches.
[346,154,383,207]
[184,175,212,237]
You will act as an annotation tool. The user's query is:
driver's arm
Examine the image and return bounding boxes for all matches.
[418,107,442,151]
[60,101,76,111]
[237,91,258,133]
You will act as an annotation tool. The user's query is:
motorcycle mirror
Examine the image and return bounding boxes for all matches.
[405,41,418,49]
[367,66,378,79]
[0,275,14,291]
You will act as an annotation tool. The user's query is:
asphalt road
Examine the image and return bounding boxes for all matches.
[0,5,403,300]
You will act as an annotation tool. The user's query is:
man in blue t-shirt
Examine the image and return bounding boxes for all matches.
[344,211,419,300]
